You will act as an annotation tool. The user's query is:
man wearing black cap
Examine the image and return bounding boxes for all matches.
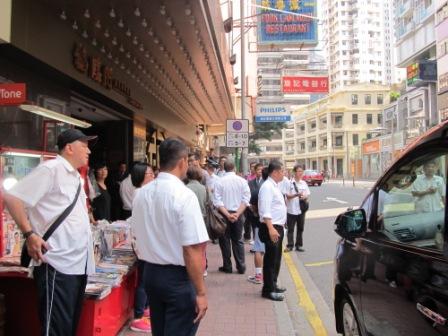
[4,128,97,335]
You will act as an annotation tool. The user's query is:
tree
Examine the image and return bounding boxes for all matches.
[390,91,400,102]
[248,121,286,154]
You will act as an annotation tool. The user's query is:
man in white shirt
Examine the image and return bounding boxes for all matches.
[4,128,97,335]
[411,160,446,213]
[213,160,251,274]
[284,164,310,252]
[120,172,136,218]
[132,138,209,335]
[258,160,287,301]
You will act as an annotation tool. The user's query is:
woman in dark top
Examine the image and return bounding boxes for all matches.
[91,163,111,221]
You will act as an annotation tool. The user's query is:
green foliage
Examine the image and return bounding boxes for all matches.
[390,91,400,102]
[248,121,286,154]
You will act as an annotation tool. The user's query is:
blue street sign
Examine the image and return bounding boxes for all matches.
[255,115,291,122]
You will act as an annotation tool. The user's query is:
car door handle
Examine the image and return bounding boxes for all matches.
[416,303,446,327]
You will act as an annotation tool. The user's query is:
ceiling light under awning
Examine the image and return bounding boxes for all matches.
[19,104,92,128]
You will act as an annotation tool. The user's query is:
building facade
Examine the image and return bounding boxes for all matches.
[283,84,390,178]
[322,0,396,92]
[436,0,448,120]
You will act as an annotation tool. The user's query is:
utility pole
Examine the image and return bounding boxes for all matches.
[240,0,248,174]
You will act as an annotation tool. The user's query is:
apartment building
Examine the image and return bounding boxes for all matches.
[322,0,396,92]
[436,0,448,120]
[283,84,390,177]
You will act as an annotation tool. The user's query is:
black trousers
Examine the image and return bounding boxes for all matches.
[218,213,246,272]
[143,262,199,336]
[286,213,305,248]
[259,224,284,294]
[243,209,252,240]
[33,263,87,336]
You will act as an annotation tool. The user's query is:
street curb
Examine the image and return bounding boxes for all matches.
[287,251,338,336]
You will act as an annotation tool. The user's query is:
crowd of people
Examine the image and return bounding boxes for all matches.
[3,129,313,336]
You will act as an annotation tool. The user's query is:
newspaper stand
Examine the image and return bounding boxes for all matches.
[0,148,137,335]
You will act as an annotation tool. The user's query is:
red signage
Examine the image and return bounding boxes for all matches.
[282,76,329,93]
[0,83,26,105]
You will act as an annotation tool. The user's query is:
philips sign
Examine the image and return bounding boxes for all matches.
[256,104,291,123]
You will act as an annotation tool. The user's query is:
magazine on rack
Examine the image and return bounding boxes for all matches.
[85,283,112,300]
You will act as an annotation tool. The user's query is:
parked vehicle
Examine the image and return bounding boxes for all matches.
[303,170,323,186]
[333,120,448,336]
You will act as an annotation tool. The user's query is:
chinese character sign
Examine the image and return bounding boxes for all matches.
[282,76,328,93]
[257,0,317,45]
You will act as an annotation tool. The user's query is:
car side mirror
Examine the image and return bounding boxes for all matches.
[334,208,367,239]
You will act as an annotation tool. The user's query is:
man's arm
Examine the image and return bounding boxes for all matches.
[183,243,208,323]
[3,194,48,262]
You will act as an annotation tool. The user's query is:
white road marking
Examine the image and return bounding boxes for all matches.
[323,197,348,204]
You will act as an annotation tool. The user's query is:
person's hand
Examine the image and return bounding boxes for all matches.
[194,294,208,323]
[229,213,239,222]
[269,228,280,244]
[427,187,437,194]
[26,234,50,263]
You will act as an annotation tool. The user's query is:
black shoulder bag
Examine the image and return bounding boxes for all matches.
[20,183,81,267]
[293,181,309,213]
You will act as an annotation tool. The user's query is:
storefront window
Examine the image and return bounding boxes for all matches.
[0,106,44,151]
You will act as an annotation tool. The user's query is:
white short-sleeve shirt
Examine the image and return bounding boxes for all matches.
[7,156,95,275]
[258,177,287,226]
[286,179,311,215]
[131,172,209,266]
[411,174,446,213]
[213,172,251,211]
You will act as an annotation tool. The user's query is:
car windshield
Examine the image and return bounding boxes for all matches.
[305,170,319,176]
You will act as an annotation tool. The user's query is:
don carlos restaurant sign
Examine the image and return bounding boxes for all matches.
[72,43,143,109]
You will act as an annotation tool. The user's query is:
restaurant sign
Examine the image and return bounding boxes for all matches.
[72,43,142,109]
[0,83,26,105]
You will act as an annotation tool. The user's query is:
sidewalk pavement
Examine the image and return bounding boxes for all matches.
[120,242,294,336]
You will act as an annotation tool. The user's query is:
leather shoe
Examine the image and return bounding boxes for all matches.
[237,267,246,274]
[274,286,286,293]
[262,292,284,301]
[218,267,232,274]
[284,247,292,252]
[296,247,305,252]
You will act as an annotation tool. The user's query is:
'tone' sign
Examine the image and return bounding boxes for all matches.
[0,83,27,105]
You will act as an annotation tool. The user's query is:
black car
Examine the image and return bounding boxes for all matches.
[333,121,448,336]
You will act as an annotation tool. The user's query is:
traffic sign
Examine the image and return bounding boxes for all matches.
[226,119,249,148]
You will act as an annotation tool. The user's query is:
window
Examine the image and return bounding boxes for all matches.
[377,94,384,104]
[335,135,343,146]
[353,134,359,146]
[352,94,358,105]
[367,114,373,124]
[378,114,382,124]
[365,94,372,105]
[352,114,358,124]
[376,151,447,251]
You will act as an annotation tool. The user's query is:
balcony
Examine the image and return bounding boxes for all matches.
[320,145,328,150]
[308,147,317,152]
[415,4,435,25]
[332,122,343,129]
[285,131,294,139]
[397,21,414,39]
[396,1,412,18]
[285,150,295,156]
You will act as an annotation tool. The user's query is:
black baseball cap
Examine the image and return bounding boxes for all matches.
[206,157,219,168]
[57,129,97,150]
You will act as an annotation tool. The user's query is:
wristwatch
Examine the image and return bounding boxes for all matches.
[23,230,35,240]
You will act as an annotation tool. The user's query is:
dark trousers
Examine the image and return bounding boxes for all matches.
[259,224,284,293]
[286,213,305,248]
[143,262,199,336]
[33,263,87,336]
[218,213,246,272]
[134,259,149,318]
[243,209,252,240]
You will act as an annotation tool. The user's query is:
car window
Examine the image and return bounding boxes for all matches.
[376,151,447,251]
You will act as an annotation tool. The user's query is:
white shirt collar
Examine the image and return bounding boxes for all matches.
[157,172,184,184]
[267,176,278,186]
[224,171,236,176]
[56,155,78,175]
